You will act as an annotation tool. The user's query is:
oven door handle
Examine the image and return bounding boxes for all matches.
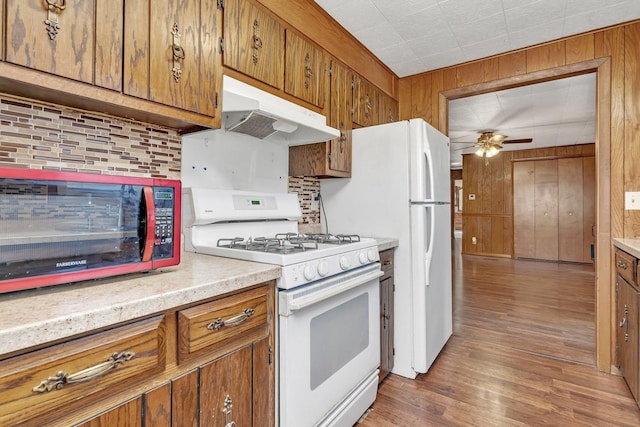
[280,270,383,316]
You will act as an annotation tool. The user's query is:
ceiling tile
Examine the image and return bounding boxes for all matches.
[460,35,511,62]
[370,0,439,21]
[324,0,387,33]
[504,0,567,32]
[437,0,504,26]
[353,22,405,50]
[394,6,450,40]
[451,12,508,45]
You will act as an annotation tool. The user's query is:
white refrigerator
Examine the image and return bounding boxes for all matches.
[320,118,452,379]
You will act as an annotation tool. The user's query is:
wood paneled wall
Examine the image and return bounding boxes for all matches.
[461,144,595,257]
[400,20,640,373]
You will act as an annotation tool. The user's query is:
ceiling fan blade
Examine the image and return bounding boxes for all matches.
[502,138,533,144]
[489,134,508,143]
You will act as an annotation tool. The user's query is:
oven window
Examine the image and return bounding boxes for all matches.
[310,293,369,390]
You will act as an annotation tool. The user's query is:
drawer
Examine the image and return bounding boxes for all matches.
[0,315,166,426]
[379,249,394,273]
[615,249,636,287]
[178,285,271,363]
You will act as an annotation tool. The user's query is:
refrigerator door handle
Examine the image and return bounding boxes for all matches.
[423,205,435,287]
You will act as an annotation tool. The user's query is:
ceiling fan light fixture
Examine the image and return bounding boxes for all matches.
[486,145,499,157]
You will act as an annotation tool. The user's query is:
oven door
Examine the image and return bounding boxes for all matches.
[279,263,383,427]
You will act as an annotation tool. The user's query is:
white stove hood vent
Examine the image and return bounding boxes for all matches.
[222,75,340,146]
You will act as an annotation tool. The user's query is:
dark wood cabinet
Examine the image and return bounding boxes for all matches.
[123,0,222,118]
[6,0,123,91]
[223,0,285,90]
[285,30,326,109]
[615,248,640,407]
[378,91,399,124]
[353,73,378,127]
[289,59,352,178]
[379,248,395,383]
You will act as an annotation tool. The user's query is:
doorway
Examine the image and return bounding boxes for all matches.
[440,57,611,371]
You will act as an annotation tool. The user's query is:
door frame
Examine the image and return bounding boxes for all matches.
[439,57,612,372]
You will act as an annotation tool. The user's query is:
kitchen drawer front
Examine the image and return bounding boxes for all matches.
[616,249,637,288]
[178,285,270,362]
[0,315,166,426]
[379,249,394,274]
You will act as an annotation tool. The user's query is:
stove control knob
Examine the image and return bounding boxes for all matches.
[358,252,368,264]
[339,256,352,270]
[317,261,329,277]
[303,265,316,281]
[367,248,377,262]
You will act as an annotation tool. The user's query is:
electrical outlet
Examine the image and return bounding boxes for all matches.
[625,192,640,210]
[310,193,320,211]
[471,236,477,245]
[468,194,476,200]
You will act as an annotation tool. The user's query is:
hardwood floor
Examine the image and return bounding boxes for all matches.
[358,241,640,426]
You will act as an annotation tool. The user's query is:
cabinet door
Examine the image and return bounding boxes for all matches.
[6,0,95,83]
[200,345,253,426]
[285,30,325,108]
[353,74,378,127]
[223,0,284,89]
[328,60,352,174]
[149,0,202,113]
[378,92,398,124]
[379,276,392,381]
[253,336,275,427]
[77,397,143,427]
[617,277,639,401]
[513,161,536,259]
[94,0,123,91]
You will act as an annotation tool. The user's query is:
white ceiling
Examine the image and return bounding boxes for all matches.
[448,73,596,167]
[314,0,640,78]
[314,0,615,169]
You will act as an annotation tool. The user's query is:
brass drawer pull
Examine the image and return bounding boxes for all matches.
[252,20,263,65]
[617,260,628,270]
[171,23,186,82]
[382,260,393,266]
[44,0,66,40]
[223,395,237,427]
[32,351,135,393]
[207,308,255,331]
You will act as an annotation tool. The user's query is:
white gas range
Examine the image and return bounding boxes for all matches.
[182,188,382,427]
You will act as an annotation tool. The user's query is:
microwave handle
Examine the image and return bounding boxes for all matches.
[141,187,156,262]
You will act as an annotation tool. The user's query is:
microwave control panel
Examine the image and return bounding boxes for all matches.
[153,188,175,258]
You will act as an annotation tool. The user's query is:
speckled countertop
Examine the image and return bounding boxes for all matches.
[373,237,399,252]
[0,252,281,356]
[613,238,640,258]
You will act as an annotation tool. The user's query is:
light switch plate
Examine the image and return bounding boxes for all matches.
[625,192,640,210]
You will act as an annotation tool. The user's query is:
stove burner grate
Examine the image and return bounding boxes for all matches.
[217,235,319,254]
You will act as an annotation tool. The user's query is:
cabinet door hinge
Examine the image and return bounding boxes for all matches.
[268,345,273,365]
[327,153,332,164]
[219,37,224,53]
[215,92,219,109]
[217,0,224,9]
[392,347,395,356]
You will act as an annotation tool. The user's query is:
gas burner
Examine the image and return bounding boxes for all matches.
[217,235,318,254]
[304,233,361,245]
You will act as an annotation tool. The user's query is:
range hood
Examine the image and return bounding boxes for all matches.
[221,75,340,146]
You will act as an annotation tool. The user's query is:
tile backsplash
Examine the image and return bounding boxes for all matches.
[0,93,322,229]
[0,95,181,179]
[288,176,322,233]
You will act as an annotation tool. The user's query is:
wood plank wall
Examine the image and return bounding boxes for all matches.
[461,144,596,257]
[400,22,639,244]
[399,20,640,373]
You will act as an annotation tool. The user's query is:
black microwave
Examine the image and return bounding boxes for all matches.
[0,167,181,293]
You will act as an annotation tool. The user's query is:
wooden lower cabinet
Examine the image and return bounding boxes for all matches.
[615,248,640,406]
[379,249,395,383]
[0,283,275,427]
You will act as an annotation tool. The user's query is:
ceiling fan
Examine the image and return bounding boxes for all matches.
[454,131,533,165]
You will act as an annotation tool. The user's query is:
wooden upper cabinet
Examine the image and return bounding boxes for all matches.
[353,73,378,127]
[223,0,285,89]
[328,60,352,174]
[124,0,221,119]
[378,92,399,125]
[285,30,326,108]
[289,59,351,178]
[5,0,123,91]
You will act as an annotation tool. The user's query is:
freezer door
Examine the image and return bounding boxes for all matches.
[409,119,451,202]
[409,203,453,374]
